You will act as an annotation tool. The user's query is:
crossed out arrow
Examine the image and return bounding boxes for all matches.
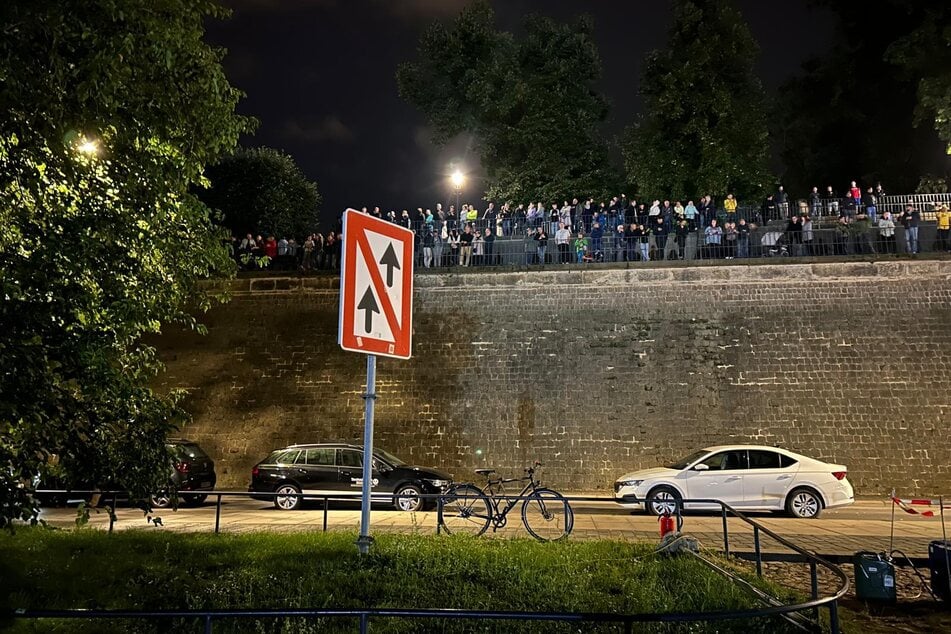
[357,242,401,333]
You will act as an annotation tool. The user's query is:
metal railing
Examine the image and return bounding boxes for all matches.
[23,489,849,633]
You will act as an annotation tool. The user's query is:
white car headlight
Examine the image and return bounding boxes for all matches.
[426,479,450,488]
[617,479,644,488]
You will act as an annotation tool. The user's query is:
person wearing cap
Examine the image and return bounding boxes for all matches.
[936,203,951,253]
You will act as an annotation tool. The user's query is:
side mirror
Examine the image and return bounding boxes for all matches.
[692,463,710,472]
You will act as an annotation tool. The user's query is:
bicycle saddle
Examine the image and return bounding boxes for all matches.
[474,468,495,476]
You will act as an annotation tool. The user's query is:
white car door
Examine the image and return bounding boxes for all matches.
[741,449,798,509]
[684,450,747,508]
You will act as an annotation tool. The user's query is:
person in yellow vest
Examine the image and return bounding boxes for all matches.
[935,203,951,252]
[724,193,737,218]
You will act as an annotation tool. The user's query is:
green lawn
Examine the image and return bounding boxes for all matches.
[0,527,801,633]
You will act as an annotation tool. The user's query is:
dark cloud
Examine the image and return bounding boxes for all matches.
[280,115,355,144]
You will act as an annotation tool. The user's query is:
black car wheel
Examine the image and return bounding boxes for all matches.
[274,484,302,511]
[394,484,424,512]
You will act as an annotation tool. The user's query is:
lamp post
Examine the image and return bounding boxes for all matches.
[450,169,465,213]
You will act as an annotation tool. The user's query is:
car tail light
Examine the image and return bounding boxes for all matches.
[174,462,189,474]
[251,467,259,477]
[832,471,847,481]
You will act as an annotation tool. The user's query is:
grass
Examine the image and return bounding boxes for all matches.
[0,527,802,633]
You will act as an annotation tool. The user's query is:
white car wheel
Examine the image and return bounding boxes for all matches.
[786,488,822,518]
[646,486,681,516]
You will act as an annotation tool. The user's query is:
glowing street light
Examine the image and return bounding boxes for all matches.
[76,137,99,156]
[449,169,465,212]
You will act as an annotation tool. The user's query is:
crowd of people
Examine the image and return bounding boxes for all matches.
[231,182,951,270]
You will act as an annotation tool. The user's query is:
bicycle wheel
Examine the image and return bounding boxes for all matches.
[521,488,573,541]
[439,484,492,537]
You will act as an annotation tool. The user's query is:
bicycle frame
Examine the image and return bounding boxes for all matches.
[479,474,537,529]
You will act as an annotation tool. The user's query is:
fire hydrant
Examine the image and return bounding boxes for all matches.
[659,511,676,537]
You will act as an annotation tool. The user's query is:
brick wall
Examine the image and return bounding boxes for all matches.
[155,261,951,495]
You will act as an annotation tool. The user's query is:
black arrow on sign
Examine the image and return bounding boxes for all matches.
[357,287,379,333]
[379,243,400,287]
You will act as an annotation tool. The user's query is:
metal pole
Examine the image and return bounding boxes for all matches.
[356,354,377,554]
[810,561,819,624]
[889,488,896,553]
[941,495,950,599]
[204,615,213,634]
[721,507,730,557]
[829,600,840,634]
[323,497,328,532]
[214,494,222,534]
[359,612,369,634]
[753,526,762,577]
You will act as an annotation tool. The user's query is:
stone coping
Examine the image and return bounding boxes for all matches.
[213,258,951,294]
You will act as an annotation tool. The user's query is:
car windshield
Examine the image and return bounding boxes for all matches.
[666,449,710,470]
[374,448,406,466]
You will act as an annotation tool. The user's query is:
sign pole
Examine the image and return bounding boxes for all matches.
[356,354,377,554]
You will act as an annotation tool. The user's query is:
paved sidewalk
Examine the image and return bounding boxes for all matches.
[35,495,950,561]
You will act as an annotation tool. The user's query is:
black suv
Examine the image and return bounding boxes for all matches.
[35,438,216,508]
[152,439,217,507]
[249,443,452,512]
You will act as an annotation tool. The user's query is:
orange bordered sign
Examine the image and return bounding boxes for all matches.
[338,208,414,359]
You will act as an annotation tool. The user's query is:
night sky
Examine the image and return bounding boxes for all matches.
[206,1,835,229]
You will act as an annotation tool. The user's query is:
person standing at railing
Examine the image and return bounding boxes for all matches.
[684,200,698,231]
[849,181,862,208]
[825,185,839,216]
[878,211,896,254]
[801,216,814,256]
[703,219,722,259]
[532,226,548,264]
[809,186,821,217]
[737,218,751,258]
[675,218,689,260]
[777,185,789,220]
[653,216,669,260]
[638,223,652,262]
[459,225,474,266]
[724,193,737,221]
[761,194,777,224]
[590,222,604,262]
[555,222,572,263]
[899,204,920,254]
[483,227,495,265]
[447,228,460,265]
[472,229,484,266]
[862,187,878,225]
[935,204,951,252]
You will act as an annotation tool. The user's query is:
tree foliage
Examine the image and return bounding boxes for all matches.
[885,2,951,157]
[199,147,321,239]
[0,0,251,527]
[397,1,619,203]
[775,0,949,196]
[622,0,770,201]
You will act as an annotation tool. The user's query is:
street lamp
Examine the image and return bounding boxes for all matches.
[450,169,465,211]
[76,136,99,156]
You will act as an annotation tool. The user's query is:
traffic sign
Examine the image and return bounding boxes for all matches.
[339,208,414,359]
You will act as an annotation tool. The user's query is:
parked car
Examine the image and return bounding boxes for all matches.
[249,443,452,512]
[35,438,216,508]
[151,439,217,508]
[613,445,854,518]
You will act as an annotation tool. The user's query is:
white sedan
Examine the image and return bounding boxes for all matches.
[613,445,854,518]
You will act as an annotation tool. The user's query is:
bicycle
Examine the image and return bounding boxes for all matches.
[438,461,574,541]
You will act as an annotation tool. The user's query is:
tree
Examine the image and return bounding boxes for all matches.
[199,147,321,240]
[885,3,951,156]
[0,0,251,527]
[774,0,948,196]
[397,1,619,203]
[622,0,770,202]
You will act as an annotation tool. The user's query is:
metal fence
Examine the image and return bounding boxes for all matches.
[410,224,945,269]
[19,490,848,633]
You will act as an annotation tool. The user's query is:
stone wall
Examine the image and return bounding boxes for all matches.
[155,260,951,495]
